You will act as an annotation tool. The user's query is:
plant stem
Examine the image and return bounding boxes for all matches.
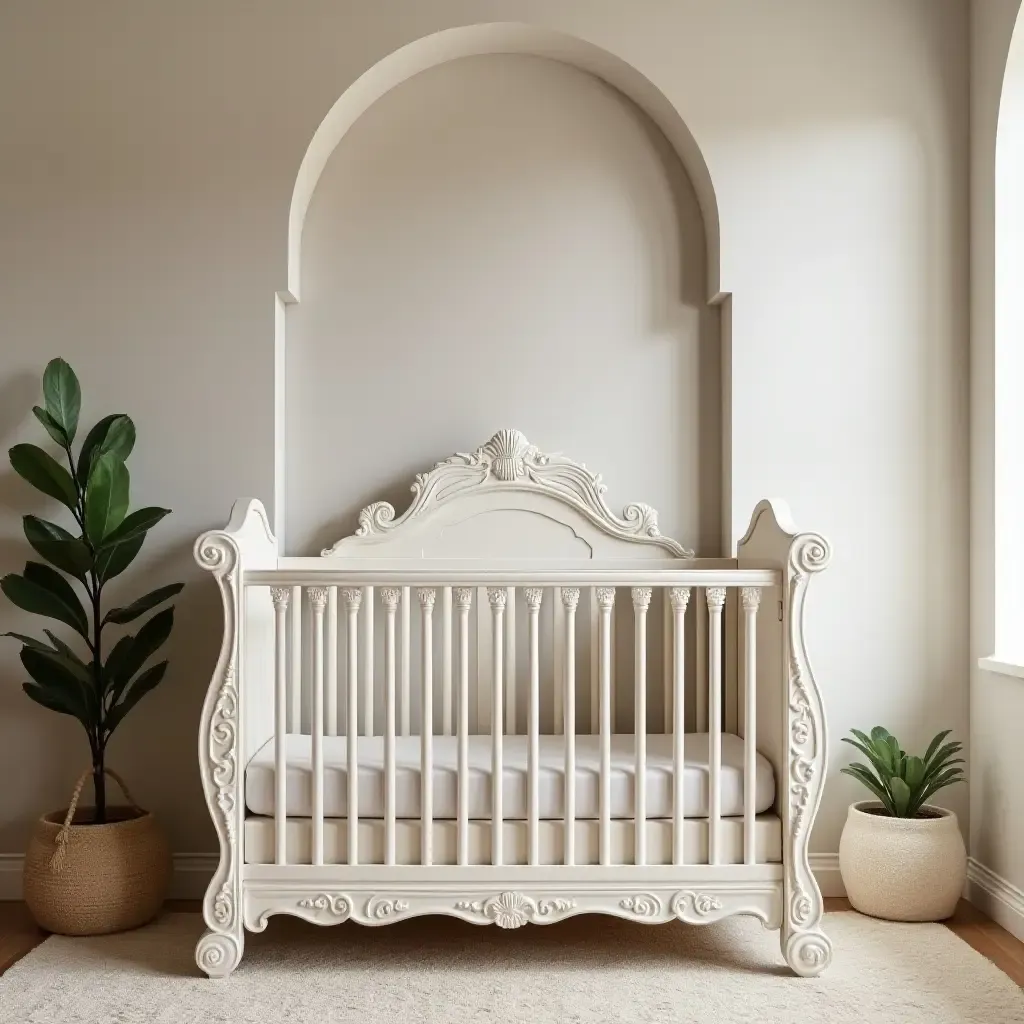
[93,753,106,824]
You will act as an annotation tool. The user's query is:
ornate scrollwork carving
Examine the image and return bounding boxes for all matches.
[417,587,437,610]
[454,891,576,928]
[705,586,727,611]
[453,587,473,609]
[524,587,544,610]
[486,587,507,610]
[595,587,616,610]
[669,586,691,612]
[322,429,694,557]
[631,586,652,611]
[620,893,661,917]
[561,586,580,610]
[297,893,352,917]
[366,897,410,920]
[671,890,724,922]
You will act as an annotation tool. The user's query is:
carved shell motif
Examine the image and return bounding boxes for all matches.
[485,891,531,929]
[479,428,538,481]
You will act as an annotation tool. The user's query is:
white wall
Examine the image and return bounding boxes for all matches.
[0,0,969,862]
[969,0,1024,917]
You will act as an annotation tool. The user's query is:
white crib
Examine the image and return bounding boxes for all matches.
[193,430,832,978]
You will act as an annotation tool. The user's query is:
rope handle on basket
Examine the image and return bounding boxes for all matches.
[48,768,142,874]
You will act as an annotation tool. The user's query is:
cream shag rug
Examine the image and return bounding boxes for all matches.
[2,912,1023,1023]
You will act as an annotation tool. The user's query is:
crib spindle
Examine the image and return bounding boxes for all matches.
[342,588,362,867]
[663,592,672,734]
[326,587,338,736]
[561,587,580,866]
[632,587,652,866]
[553,587,565,735]
[442,587,453,736]
[596,587,615,865]
[401,587,411,737]
[290,586,302,732]
[669,587,691,865]
[381,587,401,865]
[590,590,599,736]
[487,588,506,866]
[741,586,761,865]
[271,587,290,865]
[506,587,516,736]
[696,589,707,731]
[362,586,374,737]
[706,587,727,865]
[525,588,543,865]
[309,587,328,865]
[454,588,473,866]
[419,589,436,866]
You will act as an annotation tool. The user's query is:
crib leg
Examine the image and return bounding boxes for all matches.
[781,909,832,978]
[196,923,244,980]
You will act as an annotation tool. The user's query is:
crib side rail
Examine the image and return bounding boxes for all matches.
[244,563,781,871]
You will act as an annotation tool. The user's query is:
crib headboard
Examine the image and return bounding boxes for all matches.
[320,429,694,562]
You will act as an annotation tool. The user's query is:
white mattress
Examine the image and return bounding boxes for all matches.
[245,732,775,821]
[243,815,783,865]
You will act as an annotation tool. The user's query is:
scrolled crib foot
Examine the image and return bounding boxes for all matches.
[782,928,833,978]
[196,929,244,979]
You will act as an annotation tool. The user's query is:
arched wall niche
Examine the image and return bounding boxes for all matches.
[274,23,728,553]
[994,6,1024,658]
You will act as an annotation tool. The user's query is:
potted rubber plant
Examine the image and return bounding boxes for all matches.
[2,358,180,935]
[838,726,966,921]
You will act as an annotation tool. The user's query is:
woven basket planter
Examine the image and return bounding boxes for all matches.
[23,769,171,936]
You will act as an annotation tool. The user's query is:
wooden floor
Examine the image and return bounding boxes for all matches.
[0,898,1021,984]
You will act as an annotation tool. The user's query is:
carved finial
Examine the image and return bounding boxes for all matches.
[669,587,691,612]
[453,587,473,610]
[596,587,616,611]
[741,586,762,612]
[487,587,507,610]
[380,587,402,610]
[308,587,329,611]
[270,587,290,610]
[631,587,652,611]
[524,587,544,611]
[341,587,362,610]
[561,587,580,611]
[706,587,727,611]
[418,588,437,611]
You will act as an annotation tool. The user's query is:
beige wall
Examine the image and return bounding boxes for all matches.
[970,0,1024,908]
[0,1,969,862]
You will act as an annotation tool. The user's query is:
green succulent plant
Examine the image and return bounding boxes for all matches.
[2,358,183,823]
[840,726,965,818]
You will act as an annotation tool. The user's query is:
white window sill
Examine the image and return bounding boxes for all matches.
[978,656,1024,680]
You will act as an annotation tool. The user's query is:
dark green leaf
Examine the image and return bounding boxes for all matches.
[106,607,174,695]
[20,647,94,728]
[1,571,89,639]
[104,583,183,625]
[93,534,144,585]
[84,451,129,545]
[3,631,55,652]
[32,406,67,446]
[842,736,894,780]
[41,629,92,683]
[903,755,926,791]
[22,562,88,633]
[923,729,953,765]
[23,681,87,723]
[889,776,912,817]
[77,414,135,485]
[96,507,171,552]
[9,444,77,510]
[23,515,92,581]
[840,765,896,815]
[42,358,81,443]
[105,660,167,735]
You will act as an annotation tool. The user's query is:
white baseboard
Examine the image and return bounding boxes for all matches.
[966,857,1024,942]
[1,852,846,901]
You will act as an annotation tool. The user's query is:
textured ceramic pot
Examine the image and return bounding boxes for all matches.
[838,800,966,921]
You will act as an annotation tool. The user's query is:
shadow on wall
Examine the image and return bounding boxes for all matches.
[285,54,721,559]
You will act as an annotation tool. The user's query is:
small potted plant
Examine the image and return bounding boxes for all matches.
[838,726,966,921]
[2,358,182,935]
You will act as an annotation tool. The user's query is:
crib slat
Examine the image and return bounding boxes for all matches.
[561,588,580,865]
[442,587,453,737]
[669,587,691,865]
[506,587,516,736]
[663,592,672,733]
[742,587,761,865]
[419,589,436,866]
[476,587,492,734]
[596,587,615,865]
[401,586,411,737]
[290,586,302,732]
[610,599,617,734]
[706,587,727,865]
[632,587,652,866]
[342,588,362,866]
[487,588,506,866]
[454,589,473,866]
[553,587,565,735]
[696,588,707,731]
[381,588,401,865]
[362,586,374,737]
[326,587,338,736]
[309,587,328,865]
[271,587,290,865]
[525,588,543,865]
[590,589,599,735]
